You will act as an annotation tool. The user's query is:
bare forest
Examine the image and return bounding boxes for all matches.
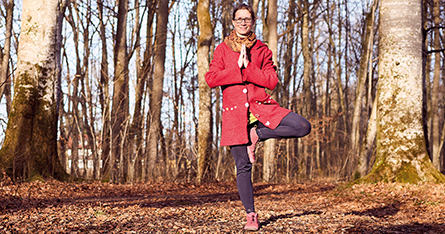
[0,0,444,184]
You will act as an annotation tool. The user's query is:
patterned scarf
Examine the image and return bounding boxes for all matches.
[224,30,257,53]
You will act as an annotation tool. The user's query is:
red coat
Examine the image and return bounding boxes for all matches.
[205,40,291,146]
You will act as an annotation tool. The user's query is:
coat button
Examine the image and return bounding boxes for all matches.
[245,103,249,107]
[243,88,247,93]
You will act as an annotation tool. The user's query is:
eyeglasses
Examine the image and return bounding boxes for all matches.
[233,17,253,24]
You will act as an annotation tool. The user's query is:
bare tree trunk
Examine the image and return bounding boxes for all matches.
[213,1,230,181]
[263,0,278,183]
[282,0,296,109]
[351,0,378,173]
[96,0,110,180]
[0,0,68,180]
[221,0,232,38]
[357,93,377,176]
[66,0,85,178]
[301,0,313,179]
[363,0,444,183]
[0,0,14,113]
[252,0,259,15]
[329,1,347,136]
[77,0,97,179]
[111,0,130,183]
[197,0,213,183]
[147,0,169,181]
[128,0,145,183]
[430,0,442,170]
[71,75,80,178]
[139,0,156,182]
[322,0,335,176]
[281,0,297,181]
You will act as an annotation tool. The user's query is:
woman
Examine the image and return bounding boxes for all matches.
[205,3,311,231]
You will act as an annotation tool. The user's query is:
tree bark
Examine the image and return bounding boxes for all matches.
[110,0,130,183]
[301,0,314,178]
[0,0,14,112]
[282,0,296,110]
[362,0,445,183]
[357,93,378,177]
[197,0,213,183]
[0,0,68,180]
[96,0,111,180]
[147,0,169,181]
[430,0,442,170]
[263,0,278,183]
[351,0,378,171]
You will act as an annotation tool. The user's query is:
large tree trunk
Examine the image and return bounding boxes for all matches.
[0,0,14,113]
[357,94,378,177]
[300,0,314,178]
[96,0,111,180]
[141,0,156,181]
[282,0,296,108]
[331,2,347,137]
[283,0,297,182]
[70,75,80,178]
[110,0,130,183]
[430,0,442,171]
[262,0,278,183]
[350,0,377,157]
[0,0,68,180]
[128,0,143,183]
[147,0,169,181]
[215,0,231,181]
[221,0,232,39]
[362,0,445,183]
[197,0,213,183]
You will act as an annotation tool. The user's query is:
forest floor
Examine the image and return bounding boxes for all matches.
[1,178,444,233]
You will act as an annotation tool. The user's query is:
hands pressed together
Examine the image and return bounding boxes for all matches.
[238,44,249,68]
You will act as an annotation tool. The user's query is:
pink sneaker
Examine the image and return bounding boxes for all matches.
[244,212,259,231]
[247,127,259,163]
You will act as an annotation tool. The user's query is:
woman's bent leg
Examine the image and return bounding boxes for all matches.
[230,145,255,214]
[256,112,311,140]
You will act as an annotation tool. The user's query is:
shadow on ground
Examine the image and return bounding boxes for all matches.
[0,182,337,213]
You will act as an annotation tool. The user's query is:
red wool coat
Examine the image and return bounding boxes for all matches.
[205,40,291,146]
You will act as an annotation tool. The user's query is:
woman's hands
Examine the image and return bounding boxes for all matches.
[238,44,249,68]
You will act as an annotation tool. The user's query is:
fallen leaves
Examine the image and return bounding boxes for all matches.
[1,180,444,233]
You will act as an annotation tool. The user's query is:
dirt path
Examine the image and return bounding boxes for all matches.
[1,180,444,233]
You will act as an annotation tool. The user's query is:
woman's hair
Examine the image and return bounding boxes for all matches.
[232,3,256,20]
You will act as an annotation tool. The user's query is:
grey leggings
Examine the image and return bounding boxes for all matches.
[230,112,311,214]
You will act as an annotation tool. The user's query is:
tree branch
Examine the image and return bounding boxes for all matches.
[425,26,445,34]
[427,48,445,54]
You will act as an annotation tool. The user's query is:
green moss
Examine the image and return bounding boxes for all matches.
[29,174,45,183]
[364,160,388,182]
[353,171,361,181]
[431,171,445,183]
[395,162,420,183]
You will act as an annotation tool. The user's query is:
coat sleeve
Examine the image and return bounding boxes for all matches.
[205,44,244,89]
[242,46,278,90]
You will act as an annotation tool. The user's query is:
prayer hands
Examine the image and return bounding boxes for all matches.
[238,44,249,68]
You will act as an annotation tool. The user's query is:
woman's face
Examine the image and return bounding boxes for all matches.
[232,9,254,36]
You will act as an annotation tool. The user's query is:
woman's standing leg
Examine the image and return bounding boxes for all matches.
[230,145,255,214]
[230,144,259,230]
